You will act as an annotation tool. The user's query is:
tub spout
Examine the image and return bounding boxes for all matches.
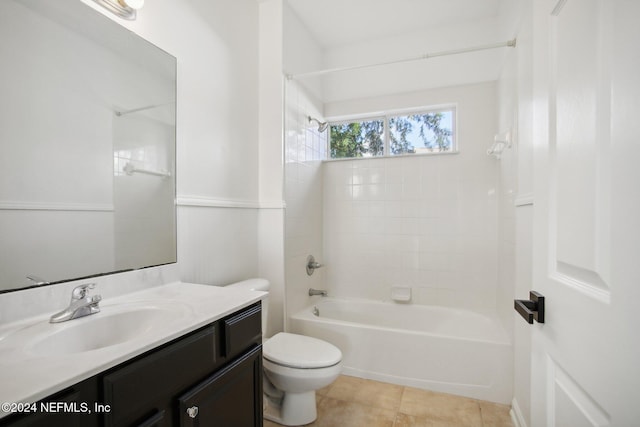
[309,288,327,297]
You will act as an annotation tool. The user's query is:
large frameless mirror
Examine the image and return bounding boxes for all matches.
[0,0,177,292]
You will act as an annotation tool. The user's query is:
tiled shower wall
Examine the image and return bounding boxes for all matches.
[283,80,327,320]
[322,83,500,311]
[323,155,499,310]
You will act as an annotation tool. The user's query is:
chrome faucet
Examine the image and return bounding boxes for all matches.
[308,288,327,297]
[50,283,102,323]
[306,255,324,276]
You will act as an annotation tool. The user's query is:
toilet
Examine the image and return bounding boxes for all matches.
[226,279,342,426]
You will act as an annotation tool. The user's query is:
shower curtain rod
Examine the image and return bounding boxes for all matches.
[286,39,516,80]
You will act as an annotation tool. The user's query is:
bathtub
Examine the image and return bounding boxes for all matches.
[289,298,512,404]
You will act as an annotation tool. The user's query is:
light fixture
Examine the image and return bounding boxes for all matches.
[91,0,144,20]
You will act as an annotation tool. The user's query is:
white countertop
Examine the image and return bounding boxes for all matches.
[0,282,265,419]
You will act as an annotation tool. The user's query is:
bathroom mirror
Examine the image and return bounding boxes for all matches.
[0,0,177,292]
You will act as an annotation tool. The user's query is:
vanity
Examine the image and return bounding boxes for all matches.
[0,282,265,427]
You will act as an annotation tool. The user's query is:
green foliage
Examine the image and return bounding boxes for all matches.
[330,120,384,158]
[389,116,412,155]
[390,113,453,155]
[330,112,452,158]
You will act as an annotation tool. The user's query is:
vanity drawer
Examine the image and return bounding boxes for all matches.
[102,325,217,427]
[221,302,261,360]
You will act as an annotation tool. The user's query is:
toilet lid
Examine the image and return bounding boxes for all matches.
[263,332,342,369]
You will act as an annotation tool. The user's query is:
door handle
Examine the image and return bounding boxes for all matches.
[514,291,545,324]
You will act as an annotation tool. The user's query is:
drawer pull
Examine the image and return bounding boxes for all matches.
[186,405,199,419]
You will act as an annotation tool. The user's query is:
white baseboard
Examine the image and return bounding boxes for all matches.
[510,397,527,427]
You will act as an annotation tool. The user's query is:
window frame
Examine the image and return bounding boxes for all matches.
[327,105,458,160]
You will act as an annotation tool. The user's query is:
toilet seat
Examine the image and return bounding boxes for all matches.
[263,332,342,369]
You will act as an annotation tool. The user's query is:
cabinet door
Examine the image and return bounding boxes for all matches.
[178,345,263,427]
[0,378,98,427]
[133,409,165,427]
[103,326,217,427]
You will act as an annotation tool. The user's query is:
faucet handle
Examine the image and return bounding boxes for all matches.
[306,255,324,276]
[71,283,96,300]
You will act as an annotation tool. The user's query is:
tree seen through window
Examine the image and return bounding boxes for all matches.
[329,109,454,159]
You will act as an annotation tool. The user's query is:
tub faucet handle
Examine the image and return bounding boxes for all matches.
[306,255,324,276]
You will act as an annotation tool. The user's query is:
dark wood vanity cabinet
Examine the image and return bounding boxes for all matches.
[102,302,263,427]
[0,302,263,427]
[102,325,220,426]
[178,345,262,427]
[0,377,100,427]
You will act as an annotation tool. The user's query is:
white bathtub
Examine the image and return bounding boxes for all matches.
[289,298,512,404]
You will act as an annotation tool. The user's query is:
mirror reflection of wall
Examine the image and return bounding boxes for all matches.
[113,105,176,271]
[0,0,176,292]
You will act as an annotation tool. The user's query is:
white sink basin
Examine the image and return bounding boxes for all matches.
[28,306,177,355]
[0,301,191,358]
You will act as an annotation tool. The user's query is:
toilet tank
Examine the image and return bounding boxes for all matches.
[225,278,269,338]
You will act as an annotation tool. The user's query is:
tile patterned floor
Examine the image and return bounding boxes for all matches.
[264,375,514,427]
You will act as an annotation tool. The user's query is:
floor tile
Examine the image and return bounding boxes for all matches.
[317,383,333,397]
[309,396,397,427]
[325,375,365,401]
[263,376,512,427]
[399,387,482,427]
[327,375,404,411]
[479,401,514,427]
[393,413,436,427]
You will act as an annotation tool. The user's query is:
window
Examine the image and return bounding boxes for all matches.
[329,118,384,158]
[389,111,454,155]
[329,107,455,159]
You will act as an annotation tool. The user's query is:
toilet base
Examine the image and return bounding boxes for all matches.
[264,390,317,426]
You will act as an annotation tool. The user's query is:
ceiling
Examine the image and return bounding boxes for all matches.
[286,0,505,49]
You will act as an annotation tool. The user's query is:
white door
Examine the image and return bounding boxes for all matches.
[529,0,640,426]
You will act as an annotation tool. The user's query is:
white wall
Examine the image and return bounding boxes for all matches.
[322,83,500,310]
[320,17,512,103]
[282,2,328,322]
[258,0,286,337]
[496,2,534,425]
[284,80,327,319]
[113,113,176,270]
[283,1,323,101]
[496,47,517,334]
